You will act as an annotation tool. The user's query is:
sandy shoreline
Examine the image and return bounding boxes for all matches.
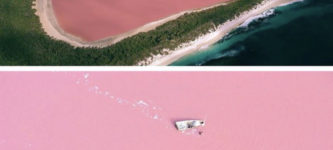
[144,0,302,66]
[33,0,85,47]
[33,0,231,48]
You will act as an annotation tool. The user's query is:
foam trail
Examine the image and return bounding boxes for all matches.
[75,73,167,124]
[239,9,275,28]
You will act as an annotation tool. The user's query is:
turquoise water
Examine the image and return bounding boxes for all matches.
[171,0,333,66]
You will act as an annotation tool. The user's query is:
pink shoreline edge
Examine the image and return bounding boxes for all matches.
[52,0,228,42]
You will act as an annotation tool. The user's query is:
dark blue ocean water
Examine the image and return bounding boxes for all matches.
[171,0,333,66]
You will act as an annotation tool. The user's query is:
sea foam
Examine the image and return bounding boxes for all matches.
[239,9,275,28]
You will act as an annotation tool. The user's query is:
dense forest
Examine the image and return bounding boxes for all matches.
[0,0,263,65]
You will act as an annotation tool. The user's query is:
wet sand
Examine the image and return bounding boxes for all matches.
[1,72,333,149]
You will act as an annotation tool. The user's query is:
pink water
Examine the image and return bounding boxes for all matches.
[51,0,226,41]
[1,72,332,150]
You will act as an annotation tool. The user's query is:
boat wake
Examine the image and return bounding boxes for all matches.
[73,73,170,127]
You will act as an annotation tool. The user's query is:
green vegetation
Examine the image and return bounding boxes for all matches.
[0,0,263,65]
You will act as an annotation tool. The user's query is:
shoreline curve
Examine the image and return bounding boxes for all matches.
[33,0,231,48]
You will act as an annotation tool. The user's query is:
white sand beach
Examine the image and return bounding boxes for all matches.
[143,0,302,66]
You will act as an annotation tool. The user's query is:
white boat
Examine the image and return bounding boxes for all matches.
[175,120,205,131]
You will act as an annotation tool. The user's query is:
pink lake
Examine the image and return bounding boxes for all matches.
[0,72,333,150]
[52,0,227,41]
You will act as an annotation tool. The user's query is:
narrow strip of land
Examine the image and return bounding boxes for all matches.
[144,0,302,66]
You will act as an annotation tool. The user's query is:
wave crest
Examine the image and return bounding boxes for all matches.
[239,9,275,28]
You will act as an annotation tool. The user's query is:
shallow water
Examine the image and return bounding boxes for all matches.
[171,0,333,66]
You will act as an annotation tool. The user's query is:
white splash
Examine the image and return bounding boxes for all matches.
[240,9,275,27]
[153,114,159,120]
[76,73,165,123]
[84,73,89,79]
[137,100,149,106]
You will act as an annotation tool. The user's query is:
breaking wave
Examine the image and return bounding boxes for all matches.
[239,9,276,28]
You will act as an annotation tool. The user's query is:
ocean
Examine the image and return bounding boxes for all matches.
[171,0,333,66]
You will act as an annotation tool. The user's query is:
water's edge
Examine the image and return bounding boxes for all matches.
[171,0,333,66]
